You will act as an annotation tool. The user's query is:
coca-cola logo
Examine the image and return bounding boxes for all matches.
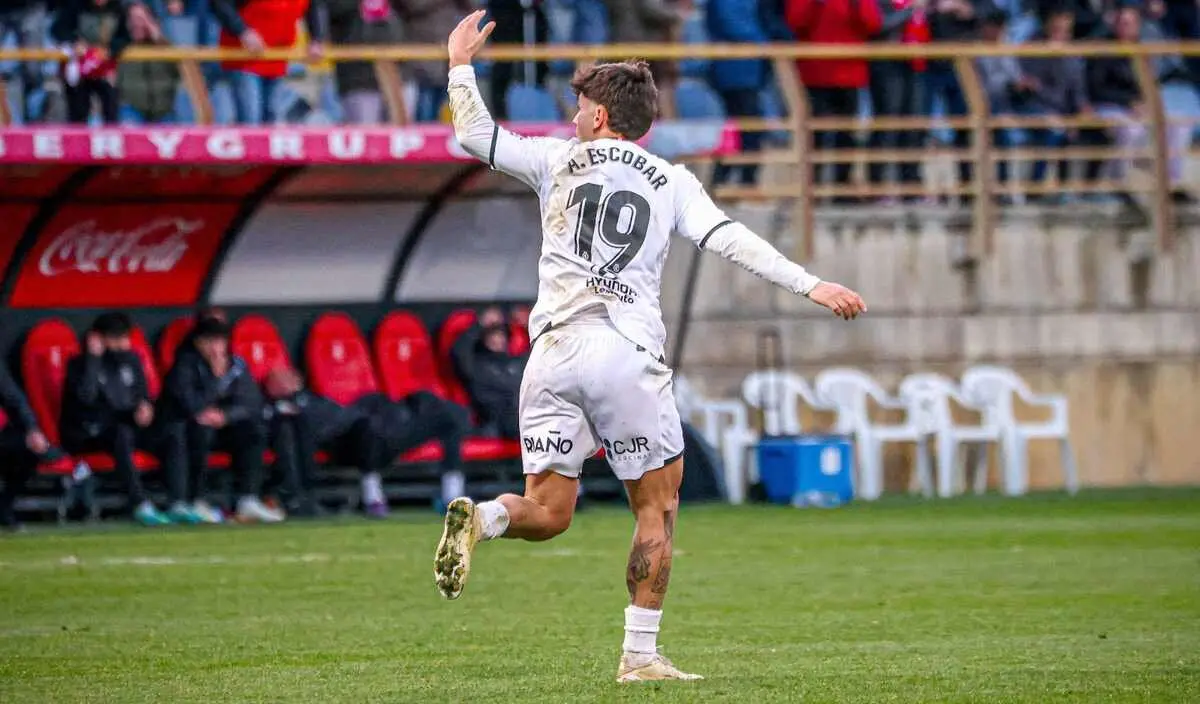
[38,217,201,277]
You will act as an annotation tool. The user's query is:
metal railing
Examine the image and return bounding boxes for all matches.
[3,41,1199,258]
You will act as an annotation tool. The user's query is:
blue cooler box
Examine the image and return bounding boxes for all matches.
[756,435,855,507]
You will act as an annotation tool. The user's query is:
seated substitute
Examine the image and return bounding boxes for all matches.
[264,365,472,514]
[450,306,526,439]
[159,317,283,524]
[60,313,178,526]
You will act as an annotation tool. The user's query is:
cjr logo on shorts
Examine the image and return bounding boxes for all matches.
[602,436,651,458]
[524,430,574,455]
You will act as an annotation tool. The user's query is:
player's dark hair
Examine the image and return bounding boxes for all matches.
[571,61,658,140]
[90,312,133,338]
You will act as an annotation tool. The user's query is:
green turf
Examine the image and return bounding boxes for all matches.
[1,489,1198,703]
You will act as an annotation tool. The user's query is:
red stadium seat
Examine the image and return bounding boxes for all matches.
[436,309,477,408]
[157,316,194,373]
[129,327,161,400]
[305,312,379,406]
[509,322,531,357]
[373,311,446,401]
[232,315,294,383]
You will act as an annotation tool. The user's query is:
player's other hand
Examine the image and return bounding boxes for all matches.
[448,10,495,68]
[808,282,867,320]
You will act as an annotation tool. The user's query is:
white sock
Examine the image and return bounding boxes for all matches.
[361,472,385,506]
[476,500,509,540]
[440,470,465,506]
[622,605,662,655]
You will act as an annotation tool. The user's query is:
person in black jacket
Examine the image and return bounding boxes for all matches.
[264,366,471,516]
[0,360,55,531]
[51,0,132,124]
[60,313,177,525]
[451,307,526,439]
[158,316,282,524]
[262,367,392,518]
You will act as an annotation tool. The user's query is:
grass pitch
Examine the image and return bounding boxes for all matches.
[1,489,1198,703]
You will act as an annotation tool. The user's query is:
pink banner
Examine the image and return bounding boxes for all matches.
[0,123,739,165]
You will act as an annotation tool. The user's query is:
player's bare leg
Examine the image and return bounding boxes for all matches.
[434,471,578,599]
[617,457,702,683]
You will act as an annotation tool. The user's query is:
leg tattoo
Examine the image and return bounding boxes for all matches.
[628,509,678,609]
[627,537,659,600]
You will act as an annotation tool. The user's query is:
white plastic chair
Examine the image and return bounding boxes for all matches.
[898,372,1002,498]
[737,371,833,501]
[815,367,935,500]
[674,374,753,504]
[741,371,825,436]
[961,365,1079,496]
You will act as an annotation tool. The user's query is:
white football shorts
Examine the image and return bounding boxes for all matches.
[518,319,685,482]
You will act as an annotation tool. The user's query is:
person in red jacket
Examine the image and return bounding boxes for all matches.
[786,0,882,197]
[213,0,326,124]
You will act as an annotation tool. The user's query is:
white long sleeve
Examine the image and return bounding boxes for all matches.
[701,220,821,296]
[447,64,566,190]
[672,167,820,296]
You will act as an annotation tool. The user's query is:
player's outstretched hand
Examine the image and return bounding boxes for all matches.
[808,282,867,320]
[448,10,496,69]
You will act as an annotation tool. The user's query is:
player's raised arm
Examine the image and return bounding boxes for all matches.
[446,11,562,190]
[674,170,867,320]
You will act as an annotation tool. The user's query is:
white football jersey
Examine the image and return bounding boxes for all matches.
[447,65,819,359]
[487,134,729,358]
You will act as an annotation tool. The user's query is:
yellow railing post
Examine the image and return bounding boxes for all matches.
[178,59,213,125]
[373,60,410,126]
[771,57,814,261]
[1132,54,1175,252]
[0,80,11,127]
[954,56,995,258]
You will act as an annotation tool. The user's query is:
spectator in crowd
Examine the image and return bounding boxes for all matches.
[568,0,609,44]
[1039,0,1103,38]
[116,1,180,124]
[326,0,404,124]
[977,8,1029,185]
[261,367,392,517]
[1088,3,1192,199]
[927,0,980,190]
[786,0,883,199]
[52,0,132,124]
[396,0,474,122]
[159,316,283,523]
[706,0,791,186]
[608,0,688,119]
[212,0,326,124]
[1158,0,1200,83]
[59,313,177,526]
[0,363,54,531]
[1016,6,1090,196]
[0,0,50,123]
[451,306,526,440]
[487,0,549,121]
[868,0,930,199]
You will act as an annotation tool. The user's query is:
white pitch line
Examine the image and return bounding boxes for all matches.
[0,552,386,572]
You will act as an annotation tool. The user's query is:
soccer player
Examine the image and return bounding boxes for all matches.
[434,10,868,683]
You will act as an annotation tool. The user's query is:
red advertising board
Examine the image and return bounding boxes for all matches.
[9,203,239,308]
[0,165,78,198]
[75,165,279,200]
[0,203,38,275]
